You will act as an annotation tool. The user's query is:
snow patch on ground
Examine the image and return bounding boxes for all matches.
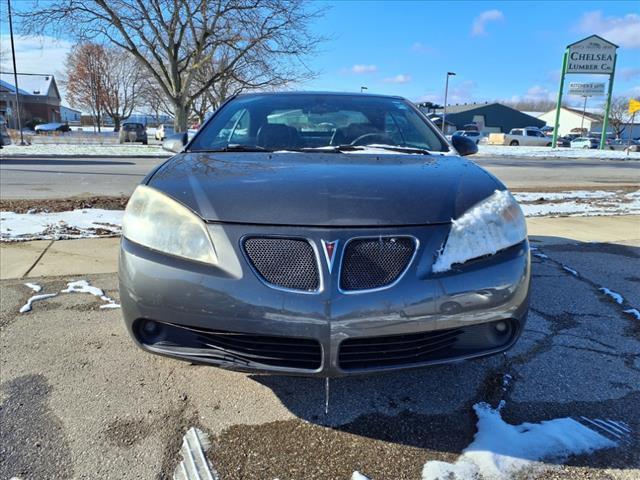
[432,190,526,273]
[62,280,120,309]
[599,287,624,305]
[623,308,640,320]
[1,209,123,241]
[1,144,168,157]
[19,293,57,313]
[24,282,42,293]
[562,266,579,276]
[421,403,619,480]
[514,189,640,217]
[477,145,640,160]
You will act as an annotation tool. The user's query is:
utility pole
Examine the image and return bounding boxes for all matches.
[7,0,26,145]
[442,72,456,134]
[580,95,588,132]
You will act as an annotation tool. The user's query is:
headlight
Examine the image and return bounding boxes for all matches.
[123,185,217,264]
[432,190,526,273]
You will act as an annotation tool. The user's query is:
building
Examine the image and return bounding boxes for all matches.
[60,105,82,124]
[0,72,62,128]
[420,102,545,134]
[538,107,603,137]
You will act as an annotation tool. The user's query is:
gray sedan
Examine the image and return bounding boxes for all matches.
[119,92,530,377]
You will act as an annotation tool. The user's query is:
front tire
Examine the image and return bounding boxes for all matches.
[510,140,519,146]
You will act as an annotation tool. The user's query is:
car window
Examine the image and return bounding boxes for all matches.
[189,94,448,152]
[512,129,523,136]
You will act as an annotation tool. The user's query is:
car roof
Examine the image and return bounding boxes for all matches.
[235,91,405,101]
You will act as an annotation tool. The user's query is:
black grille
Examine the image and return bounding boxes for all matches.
[340,237,415,291]
[339,328,463,370]
[148,322,322,370]
[244,237,320,292]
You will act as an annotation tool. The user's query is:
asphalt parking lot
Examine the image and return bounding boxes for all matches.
[1,234,639,480]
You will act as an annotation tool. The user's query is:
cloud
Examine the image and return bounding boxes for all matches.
[509,85,556,103]
[0,35,73,74]
[471,10,504,36]
[382,74,411,84]
[416,80,478,106]
[350,64,378,74]
[410,42,437,55]
[576,11,640,49]
[448,80,478,104]
[0,35,73,102]
[619,68,640,81]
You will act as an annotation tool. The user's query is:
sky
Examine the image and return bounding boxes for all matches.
[1,0,639,109]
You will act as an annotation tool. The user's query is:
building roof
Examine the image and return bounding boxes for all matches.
[0,72,59,98]
[437,102,497,114]
[545,106,603,122]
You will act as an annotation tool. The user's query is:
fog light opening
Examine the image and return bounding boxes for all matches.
[139,319,164,343]
[494,321,509,336]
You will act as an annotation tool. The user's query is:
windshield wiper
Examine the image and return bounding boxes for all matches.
[301,144,432,155]
[359,144,432,155]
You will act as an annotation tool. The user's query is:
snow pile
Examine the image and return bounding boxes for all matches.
[1,209,123,241]
[432,190,526,273]
[1,144,168,157]
[19,293,57,313]
[62,280,121,309]
[476,145,640,160]
[421,402,618,480]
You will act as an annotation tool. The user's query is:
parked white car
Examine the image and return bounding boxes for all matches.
[155,123,175,141]
[570,137,599,149]
[488,128,552,147]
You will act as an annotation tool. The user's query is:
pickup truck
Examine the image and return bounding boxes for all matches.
[488,128,552,147]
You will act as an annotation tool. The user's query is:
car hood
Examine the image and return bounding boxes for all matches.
[147,152,502,226]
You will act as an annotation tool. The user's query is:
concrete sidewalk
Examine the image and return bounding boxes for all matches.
[1,216,638,280]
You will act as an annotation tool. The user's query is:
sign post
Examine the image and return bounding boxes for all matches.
[599,54,617,149]
[552,35,618,150]
[551,50,568,148]
[628,99,640,156]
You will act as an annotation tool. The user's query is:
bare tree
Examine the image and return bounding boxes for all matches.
[102,48,144,131]
[21,0,324,130]
[605,97,631,138]
[64,43,107,132]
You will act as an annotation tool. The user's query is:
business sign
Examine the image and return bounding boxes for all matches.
[568,82,605,97]
[566,35,617,74]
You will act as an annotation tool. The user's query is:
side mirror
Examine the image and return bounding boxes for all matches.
[451,135,478,156]
[162,132,188,153]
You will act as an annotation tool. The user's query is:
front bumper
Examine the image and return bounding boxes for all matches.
[119,223,530,377]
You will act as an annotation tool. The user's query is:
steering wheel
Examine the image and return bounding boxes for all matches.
[350,132,393,146]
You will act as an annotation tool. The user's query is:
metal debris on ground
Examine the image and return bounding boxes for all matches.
[173,427,217,480]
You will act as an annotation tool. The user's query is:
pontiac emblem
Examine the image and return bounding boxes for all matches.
[321,240,339,273]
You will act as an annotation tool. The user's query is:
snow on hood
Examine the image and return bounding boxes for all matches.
[432,190,526,272]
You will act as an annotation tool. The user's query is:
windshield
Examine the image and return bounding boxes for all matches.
[189,94,448,153]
